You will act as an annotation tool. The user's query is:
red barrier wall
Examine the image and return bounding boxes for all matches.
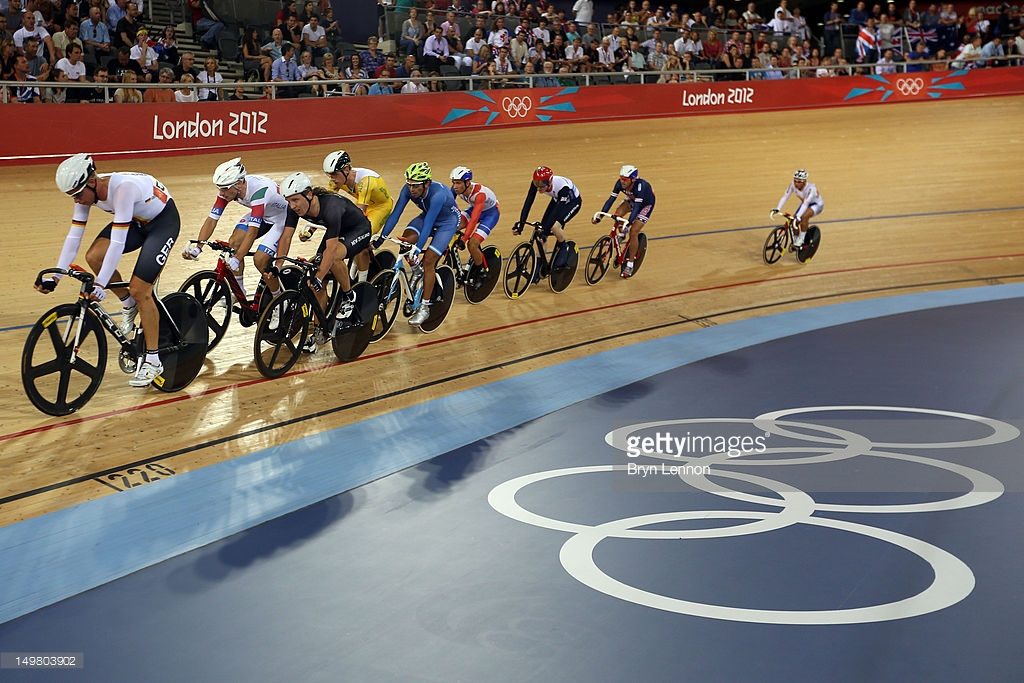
[2,67,1022,165]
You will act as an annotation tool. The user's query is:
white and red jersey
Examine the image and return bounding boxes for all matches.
[541,175,579,201]
[208,174,289,230]
[776,181,824,219]
[71,172,171,226]
[454,182,499,212]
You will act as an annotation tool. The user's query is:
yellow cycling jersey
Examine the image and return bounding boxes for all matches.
[329,168,393,211]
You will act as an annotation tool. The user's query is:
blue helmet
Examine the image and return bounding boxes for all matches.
[450,166,473,182]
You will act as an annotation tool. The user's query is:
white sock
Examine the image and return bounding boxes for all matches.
[121,295,137,309]
[356,269,368,283]
[234,274,247,295]
[145,351,160,365]
[794,232,805,247]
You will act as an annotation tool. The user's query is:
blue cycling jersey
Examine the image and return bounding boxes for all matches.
[381,181,461,250]
[600,177,656,223]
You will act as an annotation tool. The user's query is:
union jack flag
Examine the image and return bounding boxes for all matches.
[856,27,877,61]
[904,26,938,48]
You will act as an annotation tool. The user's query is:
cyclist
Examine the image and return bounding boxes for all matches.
[42,153,180,387]
[182,157,289,301]
[372,161,462,327]
[771,168,824,248]
[280,172,372,353]
[317,150,394,283]
[449,165,499,283]
[515,166,581,279]
[593,164,655,278]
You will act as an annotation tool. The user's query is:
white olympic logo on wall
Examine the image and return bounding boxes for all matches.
[896,78,925,96]
[488,406,1019,625]
[502,96,534,118]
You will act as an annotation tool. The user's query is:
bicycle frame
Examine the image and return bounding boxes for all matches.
[593,212,632,265]
[383,237,425,312]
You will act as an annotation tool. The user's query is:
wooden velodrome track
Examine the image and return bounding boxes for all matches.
[2,95,1023,527]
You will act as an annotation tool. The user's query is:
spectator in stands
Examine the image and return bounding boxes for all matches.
[703,29,723,65]
[572,0,593,26]
[23,37,49,79]
[441,10,460,39]
[952,34,982,68]
[154,26,179,66]
[107,45,141,81]
[295,49,323,95]
[228,79,247,100]
[764,54,784,78]
[489,16,510,49]
[823,2,841,55]
[373,53,398,78]
[0,38,15,79]
[533,59,557,86]
[906,40,929,70]
[88,66,109,101]
[932,48,949,71]
[401,68,428,92]
[298,0,315,23]
[175,72,199,101]
[400,8,424,57]
[272,42,299,97]
[276,1,297,27]
[55,42,86,101]
[241,27,270,80]
[262,28,287,63]
[494,44,517,74]
[567,35,588,70]
[130,28,158,81]
[107,0,127,34]
[0,14,11,44]
[113,69,142,102]
[174,51,199,80]
[321,51,342,95]
[876,14,897,53]
[302,14,328,61]
[322,6,339,46]
[980,36,1004,67]
[849,1,869,26]
[14,11,54,64]
[188,0,224,51]
[283,15,302,47]
[875,47,896,72]
[361,35,386,75]
[144,67,175,101]
[115,2,140,51]
[197,55,222,99]
[396,53,418,78]
[10,53,40,101]
[343,53,368,95]
[52,20,82,61]
[367,76,394,94]
[472,43,492,74]
[1015,28,1024,66]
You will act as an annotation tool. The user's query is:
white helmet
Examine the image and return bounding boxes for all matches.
[213,157,246,188]
[322,150,351,174]
[793,169,808,182]
[449,166,473,182]
[55,153,96,195]
[281,171,312,198]
[619,164,639,180]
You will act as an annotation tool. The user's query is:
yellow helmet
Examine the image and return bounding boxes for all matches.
[404,161,432,184]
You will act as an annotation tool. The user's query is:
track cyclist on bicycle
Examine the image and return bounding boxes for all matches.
[449,165,498,283]
[319,150,394,283]
[516,166,581,278]
[372,161,462,327]
[43,153,181,387]
[280,172,372,353]
[593,164,655,278]
[771,169,824,248]
[183,157,290,301]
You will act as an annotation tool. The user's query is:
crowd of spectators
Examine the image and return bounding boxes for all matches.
[2,0,1022,103]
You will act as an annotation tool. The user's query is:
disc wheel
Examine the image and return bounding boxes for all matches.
[503,242,536,300]
[178,271,231,351]
[331,282,378,361]
[797,226,821,263]
[150,292,209,392]
[368,269,401,343]
[549,241,579,293]
[763,226,789,265]
[253,290,308,378]
[585,236,613,285]
[464,246,501,304]
[631,233,649,276]
[21,304,107,416]
[419,266,456,334]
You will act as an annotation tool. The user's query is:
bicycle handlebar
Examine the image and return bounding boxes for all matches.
[593,211,628,226]
[34,267,129,292]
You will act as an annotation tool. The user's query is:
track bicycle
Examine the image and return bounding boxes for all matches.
[22,266,208,416]
[442,229,502,304]
[503,221,579,299]
[763,211,821,264]
[368,237,456,340]
[585,212,650,285]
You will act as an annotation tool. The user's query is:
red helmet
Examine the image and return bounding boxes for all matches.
[533,166,553,186]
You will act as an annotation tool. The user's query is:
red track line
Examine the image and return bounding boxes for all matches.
[5,250,1023,444]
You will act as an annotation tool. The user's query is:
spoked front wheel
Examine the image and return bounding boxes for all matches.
[178,271,231,352]
[503,242,536,300]
[763,226,789,265]
[585,235,613,285]
[253,290,308,378]
[21,303,107,416]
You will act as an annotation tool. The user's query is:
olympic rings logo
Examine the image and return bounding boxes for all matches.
[896,77,925,96]
[488,406,1020,625]
[502,96,534,118]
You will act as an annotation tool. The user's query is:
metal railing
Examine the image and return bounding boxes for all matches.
[1,57,1020,103]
